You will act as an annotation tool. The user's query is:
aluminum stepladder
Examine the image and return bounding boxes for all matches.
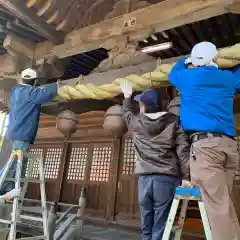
[0,150,49,240]
[162,186,212,240]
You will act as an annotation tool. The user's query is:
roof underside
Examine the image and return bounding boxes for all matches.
[0,3,239,80]
[62,13,240,79]
[0,7,45,55]
[141,13,240,59]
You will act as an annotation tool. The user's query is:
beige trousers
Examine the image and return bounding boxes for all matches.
[190,135,240,240]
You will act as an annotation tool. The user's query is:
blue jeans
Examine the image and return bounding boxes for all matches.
[0,140,30,194]
[138,175,180,240]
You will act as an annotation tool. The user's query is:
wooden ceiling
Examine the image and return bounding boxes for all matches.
[24,0,158,33]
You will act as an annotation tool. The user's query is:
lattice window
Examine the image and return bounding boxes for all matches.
[25,148,43,178]
[122,138,135,175]
[44,148,62,179]
[90,146,111,182]
[67,147,88,181]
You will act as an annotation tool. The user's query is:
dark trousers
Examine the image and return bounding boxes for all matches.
[138,175,180,240]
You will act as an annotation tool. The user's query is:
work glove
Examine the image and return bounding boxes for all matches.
[57,79,62,88]
[120,81,133,99]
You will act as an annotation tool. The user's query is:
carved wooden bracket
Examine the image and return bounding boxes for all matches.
[3,32,69,79]
[94,34,155,73]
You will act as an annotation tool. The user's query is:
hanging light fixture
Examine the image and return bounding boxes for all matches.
[140,42,172,53]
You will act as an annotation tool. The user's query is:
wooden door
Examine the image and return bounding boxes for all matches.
[115,136,140,226]
[60,141,115,219]
[60,143,89,204]
[25,144,64,201]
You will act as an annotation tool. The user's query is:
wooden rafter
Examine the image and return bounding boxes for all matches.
[0,0,239,78]
[0,0,64,44]
[34,0,238,59]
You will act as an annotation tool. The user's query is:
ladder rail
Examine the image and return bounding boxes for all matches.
[162,198,179,240]
[8,150,23,240]
[174,199,188,240]
[198,200,212,240]
[0,150,49,240]
[0,152,16,188]
[38,154,49,240]
[162,186,213,240]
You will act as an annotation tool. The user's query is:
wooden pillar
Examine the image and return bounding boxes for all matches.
[106,138,121,222]
[54,141,71,202]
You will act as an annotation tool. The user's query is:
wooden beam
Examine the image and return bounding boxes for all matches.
[3,33,35,59]
[0,0,237,78]
[61,55,183,87]
[0,55,17,77]
[0,0,64,44]
[35,0,234,59]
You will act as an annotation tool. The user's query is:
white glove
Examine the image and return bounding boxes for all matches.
[7,188,21,199]
[120,82,133,99]
[184,58,191,65]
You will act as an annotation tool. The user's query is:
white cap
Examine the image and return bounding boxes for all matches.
[190,42,217,67]
[21,68,37,80]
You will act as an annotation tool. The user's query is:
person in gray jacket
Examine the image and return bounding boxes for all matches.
[120,83,189,240]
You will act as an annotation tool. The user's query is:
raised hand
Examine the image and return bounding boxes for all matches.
[120,81,133,99]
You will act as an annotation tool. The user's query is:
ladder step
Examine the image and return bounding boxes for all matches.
[0,228,10,232]
[0,219,12,224]
[5,178,42,183]
[17,236,47,240]
[176,186,201,197]
[20,215,43,222]
[21,206,42,213]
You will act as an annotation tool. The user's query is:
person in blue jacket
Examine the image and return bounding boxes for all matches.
[169,42,240,240]
[0,68,58,196]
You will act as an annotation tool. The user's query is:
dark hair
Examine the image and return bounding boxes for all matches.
[144,104,162,113]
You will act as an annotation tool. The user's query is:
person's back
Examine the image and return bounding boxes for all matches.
[169,42,240,240]
[131,109,188,178]
[8,85,41,144]
[8,83,57,143]
[0,68,58,196]
[170,61,238,136]
[120,84,189,240]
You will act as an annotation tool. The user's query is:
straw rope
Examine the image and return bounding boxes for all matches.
[57,44,240,100]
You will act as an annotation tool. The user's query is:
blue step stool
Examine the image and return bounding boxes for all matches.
[162,186,212,240]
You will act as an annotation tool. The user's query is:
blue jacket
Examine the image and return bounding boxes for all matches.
[7,83,57,143]
[169,58,240,136]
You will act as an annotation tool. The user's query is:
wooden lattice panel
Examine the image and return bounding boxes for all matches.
[67,147,88,181]
[25,148,43,178]
[122,138,135,175]
[90,146,112,182]
[44,148,62,179]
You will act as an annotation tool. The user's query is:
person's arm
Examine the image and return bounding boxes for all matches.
[169,58,186,89]
[175,123,190,180]
[27,83,58,104]
[122,98,135,130]
[120,82,135,130]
